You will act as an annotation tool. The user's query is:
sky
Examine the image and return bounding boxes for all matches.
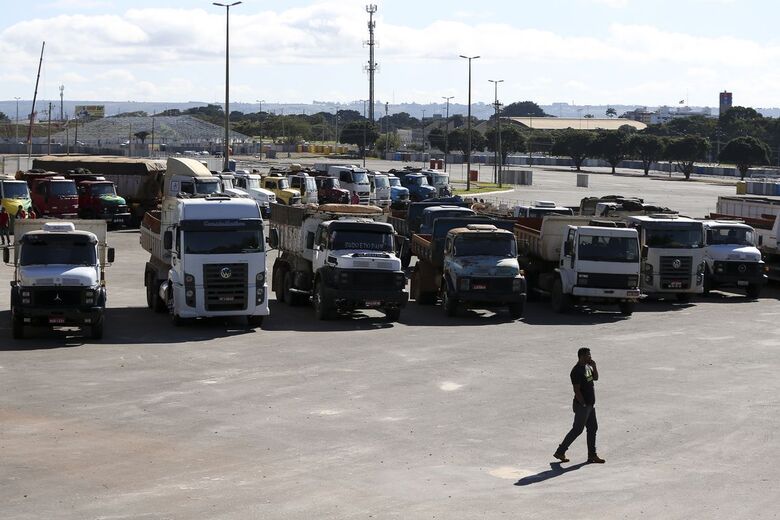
[1,0,779,109]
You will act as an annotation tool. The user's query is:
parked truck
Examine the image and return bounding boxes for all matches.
[624,215,705,301]
[68,174,131,226]
[515,215,641,315]
[410,220,525,318]
[394,171,437,202]
[387,175,410,209]
[368,172,392,208]
[261,175,301,206]
[327,165,371,204]
[314,176,350,204]
[288,172,319,205]
[24,172,79,219]
[268,203,408,321]
[3,220,114,339]
[140,158,269,326]
[0,175,32,232]
[701,219,766,298]
[232,170,276,217]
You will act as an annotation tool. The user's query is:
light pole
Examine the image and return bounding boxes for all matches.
[459,55,479,190]
[421,109,427,168]
[213,1,242,171]
[442,96,453,172]
[14,97,20,171]
[488,79,503,185]
[362,100,367,168]
[256,99,265,158]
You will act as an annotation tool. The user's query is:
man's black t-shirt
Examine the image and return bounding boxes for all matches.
[570,363,595,405]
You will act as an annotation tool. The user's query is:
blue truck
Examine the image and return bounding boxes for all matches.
[395,171,437,202]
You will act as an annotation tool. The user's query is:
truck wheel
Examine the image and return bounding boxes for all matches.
[400,249,412,270]
[90,321,104,340]
[746,283,762,299]
[442,289,458,317]
[283,272,301,306]
[551,279,571,314]
[146,275,166,313]
[12,316,24,339]
[313,280,332,320]
[384,307,401,322]
[618,301,634,316]
[247,315,264,328]
[168,291,185,326]
[676,293,691,303]
[508,301,524,319]
[702,270,712,296]
[274,269,286,303]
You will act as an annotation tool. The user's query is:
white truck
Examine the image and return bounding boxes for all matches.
[140,158,269,327]
[701,219,766,298]
[268,203,408,320]
[288,172,319,205]
[232,170,276,218]
[624,215,705,301]
[368,172,392,208]
[515,215,641,315]
[3,220,114,339]
[327,165,370,204]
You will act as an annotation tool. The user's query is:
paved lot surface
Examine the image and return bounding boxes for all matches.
[2,167,778,519]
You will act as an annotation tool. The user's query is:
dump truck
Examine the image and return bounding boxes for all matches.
[0,175,32,233]
[3,219,114,339]
[140,158,268,327]
[24,172,79,219]
[701,219,766,298]
[67,173,131,226]
[410,219,525,318]
[515,215,641,315]
[268,203,407,321]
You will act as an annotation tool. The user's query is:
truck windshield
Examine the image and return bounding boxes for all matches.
[20,236,96,266]
[326,178,340,188]
[433,174,448,186]
[578,235,639,262]
[278,179,291,190]
[2,182,30,198]
[331,230,393,252]
[454,236,516,257]
[50,182,77,196]
[388,177,400,187]
[408,176,428,187]
[374,176,389,188]
[645,225,703,248]
[195,180,221,195]
[528,208,574,218]
[246,178,261,190]
[90,184,117,196]
[352,172,369,185]
[707,227,755,246]
[221,178,235,190]
[185,230,264,254]
[305,178,317,191]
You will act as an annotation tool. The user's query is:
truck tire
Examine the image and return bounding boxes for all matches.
[284,272,304,306]
[400,249,412,270]
[551,279,572,314]
[384,307,401,322]
[12,316,24,340]
[702,270,712,296]
[146,274,166,313]
[746,283,762,299]
[90,320,104,340]
[676,293,691,303]
[442,288,458,317]
[508,301,524,319]
[618,301,634,316]
[313,280,332,320]
[247,315,264,328]
[274,268,286,303]
[168,290,185,326]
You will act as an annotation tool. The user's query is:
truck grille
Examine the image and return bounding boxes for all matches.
[469,277,514,293]
[714,261,759,276]
[342,271,397,288]
[203,263,247,311]
[660,256,692,289]
[577,273,633,289]
[32,288,84,306]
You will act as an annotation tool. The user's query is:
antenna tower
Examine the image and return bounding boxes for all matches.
[366,4,377,122]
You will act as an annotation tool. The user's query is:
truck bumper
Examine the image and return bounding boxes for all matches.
[456,290,526,306]
[572,287,641,301]
[710,272,767,287]
[13,305,104,327]
[324,286,409,310]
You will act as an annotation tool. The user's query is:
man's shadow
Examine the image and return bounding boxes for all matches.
[514,461,589,486]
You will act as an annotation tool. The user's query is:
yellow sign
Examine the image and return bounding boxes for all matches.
[75,105,105,119]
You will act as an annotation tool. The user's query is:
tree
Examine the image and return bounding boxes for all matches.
[115,111,148,118]
[502,101,548,117]
[719,136,771,180]
[427,128,446,151]
[375,132,401,156]
[447,128,486,157]
[133,130,150,144]
[485,125,526,164]
[339,121,380,157]
[665,136,711,180]
[606,107,617,118]
[0,112,10,122]
[629,134,665,176]
[550,129,594,171]
[589,130,630,174]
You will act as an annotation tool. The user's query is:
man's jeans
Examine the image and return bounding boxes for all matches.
[558,400,598,455]
[0,228,9,245]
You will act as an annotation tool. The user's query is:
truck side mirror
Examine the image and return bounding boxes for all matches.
[163,230,173,250]
[267,228,279,249]
[107,247,115,263]
[2,247,9,264]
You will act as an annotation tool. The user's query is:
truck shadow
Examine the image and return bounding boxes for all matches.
[263,300,394,332]
[401,303,523,326]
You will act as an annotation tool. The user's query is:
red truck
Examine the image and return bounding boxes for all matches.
[314,176,350,204]
[24,172,79,218]
[69,174,131,226]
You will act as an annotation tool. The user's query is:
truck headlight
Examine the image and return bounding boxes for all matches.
[697,262,705,285]
[458,278,470,291]
[513,277,524,292]
[627,275,639,288]
[256,272,266,286]
[255,272,266,304]
[85,289,95,304]
[577,273,589,286]
[184,273,196,307]
[339,271,350,285]
[715,263,724,274]
[643,263,653,284]
[22,290,31,298]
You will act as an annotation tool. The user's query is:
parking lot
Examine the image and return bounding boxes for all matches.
[2,165,778,519]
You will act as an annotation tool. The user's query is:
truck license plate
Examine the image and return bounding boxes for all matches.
[49,317,65,324]
[669,281,682,288]
[737,280,749,287]
[473,284,487,290]
[365,300,381,307]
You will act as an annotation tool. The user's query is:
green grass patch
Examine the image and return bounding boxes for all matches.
[453,183,513,195]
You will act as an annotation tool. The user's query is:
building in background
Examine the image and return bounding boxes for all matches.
[719,91,733,116]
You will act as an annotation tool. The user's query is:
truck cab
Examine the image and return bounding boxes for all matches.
[702,220,766,298]
[327,165,370,204]
[4,220,114,339]
[288,172,319,205]
[421,169,452,197]
[0,176,32,230]
[625,215,706,301]
[27,174,79,218]
[387,175,410,209]
[262,176,301,206]
[419,205,476,234]
[314,176,350,204]
[72,176,131,226]
[233,170,276,217]
[368,172,392,208]
[399,172,437,202]
[513,201,574,218]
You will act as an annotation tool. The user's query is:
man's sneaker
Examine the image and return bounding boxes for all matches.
[553,451,569,462]
[587,454,605,463]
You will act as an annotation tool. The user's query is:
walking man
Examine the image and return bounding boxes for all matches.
[0,207,9,245]
[554,347,605,463]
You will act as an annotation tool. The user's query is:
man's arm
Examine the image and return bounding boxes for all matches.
[572,383,586,405]
[589,360,599,381]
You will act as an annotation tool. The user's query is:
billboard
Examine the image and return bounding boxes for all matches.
[75,105,105,119]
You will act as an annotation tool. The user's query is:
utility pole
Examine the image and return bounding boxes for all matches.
[362,100,367,168]
[384,102,389,159]
[14,97,20,171]
[489,79,503,185]
[366,4,377,122]
[256,99,265,158]
[442,96,453,172]
[459,55,480,190]
[421,109,426,168]
[47,102,52,154]
[213,1,242,171]
[59,85,64,121]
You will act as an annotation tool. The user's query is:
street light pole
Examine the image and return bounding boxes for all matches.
[488,79,503,185]
[421,108,426,168]
[442,96,453,172]
[459,55,480,190]
[256,99,265,158]
[213,1,242,172]
[14,97,20,171]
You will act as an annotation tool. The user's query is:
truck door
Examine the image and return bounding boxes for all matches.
[312,225,329,271]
